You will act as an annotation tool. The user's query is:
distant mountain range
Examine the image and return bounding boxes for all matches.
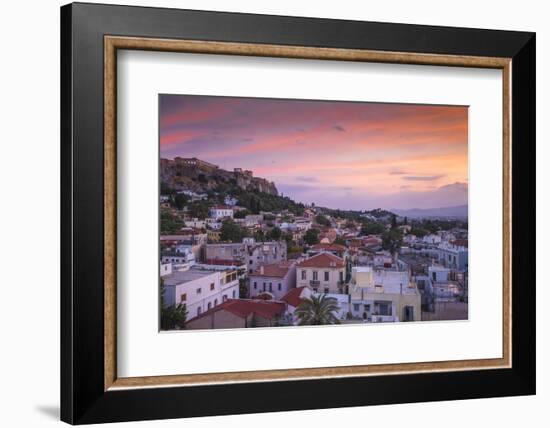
[391,205,468,219]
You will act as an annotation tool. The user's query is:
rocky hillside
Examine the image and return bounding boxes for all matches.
[160,157,278,196]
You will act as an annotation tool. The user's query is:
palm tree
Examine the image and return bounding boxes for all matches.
[295,294,341,326]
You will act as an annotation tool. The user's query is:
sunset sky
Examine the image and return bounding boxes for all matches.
[160,95,468,210]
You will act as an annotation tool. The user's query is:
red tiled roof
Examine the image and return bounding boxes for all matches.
[296,252,345,269]
[363,237,382,244]
[451,239,469,248]
[250,260,295,278]
[281,286,308,308]
[311,243,347,252]
[205,258,243,266]
[189,299,285,321]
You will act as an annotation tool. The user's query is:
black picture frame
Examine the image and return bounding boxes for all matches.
[61,2,535,424]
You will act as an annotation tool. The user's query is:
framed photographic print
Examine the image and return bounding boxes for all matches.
[61,2,536,424]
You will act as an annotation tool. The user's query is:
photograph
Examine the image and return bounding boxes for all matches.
[159,94,469,330]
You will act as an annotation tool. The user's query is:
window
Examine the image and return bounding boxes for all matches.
[197,307,202,316]
[364,304,370,311]
[324,271,329,281]
[379,303,390,316]
[180,293,186,302]
[207,302,212,310]
[232,290,236,298]
[278,283,282,291]
[253,282,257,289]
[196,287,201,294]
[313,271,318,281]
[339,271,344,282]
[269,283,272,292]
[249,260,253,264]
[263,282,266,291]
[210,283,215,291]
[301,270,306,280]
[404,305,414,321]
[324,287,329,294]
[214,299,218,306]
[353,304,360,311]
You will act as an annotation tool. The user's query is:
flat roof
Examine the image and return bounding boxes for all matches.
[163,268,217,286]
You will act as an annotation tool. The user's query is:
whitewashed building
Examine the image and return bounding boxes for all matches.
[348,266,421,322]
[161,245,196,269]
[423,234,442,245]
[163,267,240,319]
[209,205,234,219]
[184,218,206,229]
[438,242,468,271]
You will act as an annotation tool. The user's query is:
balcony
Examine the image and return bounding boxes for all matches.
[310,280,320,287]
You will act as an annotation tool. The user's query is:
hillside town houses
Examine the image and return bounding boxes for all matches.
[160,189,469,330]
[158,157,468,330]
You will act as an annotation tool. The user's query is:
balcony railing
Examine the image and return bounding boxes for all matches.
[310,280,320,286]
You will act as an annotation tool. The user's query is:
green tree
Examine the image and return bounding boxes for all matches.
[382,229,403,255]
[287,245,304,256]
[268,226,282,240]
[391,214,397,229]
[360,221,385,236]
[239,277,249,299]
[160,279,188,330]
[160,182,176,196]
[282,232,295,247]
[254,230,266,242]
[344,221,356,229]
[333,237,347,246]
[160,208,184,233]
[295,295,341,325]
[173,193,189,210]
[220,219,246,243]
[233,208,251,219]
[315,214,330,227]
[304,228,320,245]
[410,227,429,237]
[187,201,211,219]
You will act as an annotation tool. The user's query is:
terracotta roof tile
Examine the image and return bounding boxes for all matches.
[250,260,295,278]
[311,243,347,252]
[189,299,285,321]
[281,286,308,308]
[296,252,345,269]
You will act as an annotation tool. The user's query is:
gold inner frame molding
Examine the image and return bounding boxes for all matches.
[104,35,512,391]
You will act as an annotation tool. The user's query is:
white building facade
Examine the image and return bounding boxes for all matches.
[163,267,240,319]
[209,206,234,219]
